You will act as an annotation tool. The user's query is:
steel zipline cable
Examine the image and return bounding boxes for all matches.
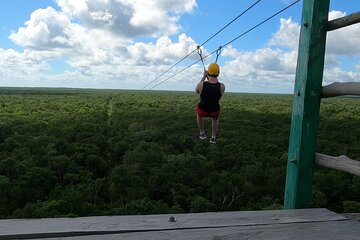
[149,0,301,90]
[141,0,262,90]
[197,0,262,47]
[221,0,301,49]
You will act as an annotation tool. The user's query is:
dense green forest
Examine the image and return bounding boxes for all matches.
[0,88,359,219]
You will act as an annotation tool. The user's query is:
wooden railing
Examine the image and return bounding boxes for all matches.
[284,1,360,208]
[318,82,360,176]
[322,82,360,98]
[317,82,360,176]
[316,12,360,177]
[315,153,360,177]
[327,11,360,31]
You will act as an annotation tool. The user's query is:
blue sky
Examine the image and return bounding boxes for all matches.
[0,0,359,93]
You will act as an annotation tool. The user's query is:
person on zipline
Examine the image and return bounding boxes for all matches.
[195,63,225,144]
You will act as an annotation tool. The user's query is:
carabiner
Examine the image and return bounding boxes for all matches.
[197,45,202,56]
[197,45,209,80]
[215,46,222,63]
[197,45,206,72]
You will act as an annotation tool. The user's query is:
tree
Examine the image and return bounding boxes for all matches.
[189,196,214,213]
[0,175,10,216]
[11,167,57,209]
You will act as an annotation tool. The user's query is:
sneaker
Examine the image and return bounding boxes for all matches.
[199,133,207,140]
[209,137,216,144]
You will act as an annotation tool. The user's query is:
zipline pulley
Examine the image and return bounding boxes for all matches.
[197,45,209,80]
[197,45,206,72]
[215,46,222,63]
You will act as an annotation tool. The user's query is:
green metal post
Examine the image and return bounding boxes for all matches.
[284,0,330,209]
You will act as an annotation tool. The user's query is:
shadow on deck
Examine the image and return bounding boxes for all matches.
[0,208,360,239]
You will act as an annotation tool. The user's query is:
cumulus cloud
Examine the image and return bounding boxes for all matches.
[219,13,360,92]
[221,17,301,87]
[268,17,300,50]
[220,17,300,91]
[323,66,359,85]
[6,0,200,89]
[5,3,202,88]
[10,7,74,50]
[9,0,198,58]
[269,13,360,56]
[3,4,359,92]
[52,31,201,83]
[221,46,242,59]
[0,48,50,85]
[221,46,297,92]
[56,0,197,38]
[126,33,199,65]
[327,11,360,55]
[9,6,127,54]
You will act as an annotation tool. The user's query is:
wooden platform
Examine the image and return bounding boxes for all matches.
[0,208,359,239]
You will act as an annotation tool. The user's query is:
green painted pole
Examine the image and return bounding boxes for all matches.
[284,0,330,209]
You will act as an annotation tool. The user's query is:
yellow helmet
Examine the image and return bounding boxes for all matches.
[208,63,220,77]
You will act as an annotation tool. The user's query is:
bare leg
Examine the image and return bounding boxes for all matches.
[211,118,219,138]
[197,114,205,134]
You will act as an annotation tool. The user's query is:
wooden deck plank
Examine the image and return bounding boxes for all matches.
[30,220,360,240]
[0,208,351,240]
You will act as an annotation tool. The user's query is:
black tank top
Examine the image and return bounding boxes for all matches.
[198,81,222,112]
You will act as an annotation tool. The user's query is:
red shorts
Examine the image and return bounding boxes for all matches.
[196,105,220,119]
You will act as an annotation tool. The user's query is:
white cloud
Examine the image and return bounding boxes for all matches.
[219,13,360,92]
[221,46,242,59]
[2,5,359,93]
[10,7,74,50]
[5,0,200,89]
[220,46,297,92]
[0,48,50,85]
[157,0,197,13]
[55,0,88,16]
[269,13,360,56]
[0,48,48,70]
[126,33,199,65]
[268,17,300,50]
[327,11,360,55]
[328,10,345,21]
[323,66,360,85]
[56,0,197,38]
[4,3,202,89]
[222,45,298,78]
[324,11,360,84]
[9,6,127,54]
[9,0,198,56]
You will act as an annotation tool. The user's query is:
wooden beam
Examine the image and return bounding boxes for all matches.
[284,0,330,209]
[315,153,360,177]
[0,209,352,240]
[322,82,360,98]
[327,11,360,31]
